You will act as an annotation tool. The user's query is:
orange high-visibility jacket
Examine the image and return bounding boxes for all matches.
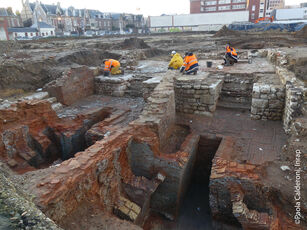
[226,46,237,56]
[104,59,120,71]
[183,54,198,71]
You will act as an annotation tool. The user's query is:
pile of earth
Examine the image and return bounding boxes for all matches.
[120,37,150,49]
[214,25,241,37]
[295,24,307,38]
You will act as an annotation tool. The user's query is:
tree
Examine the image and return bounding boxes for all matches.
[15,10,21,16]
[7,7,13,16]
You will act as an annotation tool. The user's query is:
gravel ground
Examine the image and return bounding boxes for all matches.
[0,163,62,230]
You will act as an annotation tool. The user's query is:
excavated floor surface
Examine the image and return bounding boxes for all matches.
[57,95,145,122]
[178,107,287,165]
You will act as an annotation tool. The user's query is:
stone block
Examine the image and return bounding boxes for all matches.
[252,98,268,109]
[259,85,270,94]
[208,105,216,112]
[201,95,215,105]
[269,100,284,109]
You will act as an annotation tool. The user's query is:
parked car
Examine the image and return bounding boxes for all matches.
[84,31,95,37]
[15,37,32,41]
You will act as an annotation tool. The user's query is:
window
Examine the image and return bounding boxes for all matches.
[232,0,245,3]
[25,32,28,37]
[218,0,231,4]
[201,1,205,6]
[15,33,17,37]
[260,9,264,13]
[201,6,205,11]
[30,33,33,36]
[205,6,217,11]
[46,32,48,35]
[251,13,255,19]
[252,5,255,11]
[205,1,217,6]
[42,33,45,36]
[232,4,246,9]
[218,5,231,10]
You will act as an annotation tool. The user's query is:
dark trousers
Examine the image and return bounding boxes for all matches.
[186,63,199,74]
[224,53,238,64]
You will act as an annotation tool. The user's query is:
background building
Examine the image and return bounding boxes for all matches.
[20,0,145,34]
[265,0,285,16]
[0,8,22,40]
[190,0,248,14]
[190,0,266,22]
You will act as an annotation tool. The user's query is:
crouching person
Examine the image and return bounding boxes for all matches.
[180,52,199,75]
[103,59,122,76]
[168,51,184,70]
[223,44,238,66]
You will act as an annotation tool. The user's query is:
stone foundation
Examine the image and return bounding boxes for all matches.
[174,74,223,115]
[142,76,162,102]
[94,74,135,97]
[251,83,285,120]
[283,83,305,132]
[218,74,254,109]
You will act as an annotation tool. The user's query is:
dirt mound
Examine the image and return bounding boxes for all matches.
[214,25,241,37]
[295,25,307,38]
[121,37,150,49]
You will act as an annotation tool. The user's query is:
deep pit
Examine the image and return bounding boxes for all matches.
[0,34,306,230]
[144,135,224,230]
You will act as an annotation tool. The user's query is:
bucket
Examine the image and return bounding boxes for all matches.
[206,61,213,68]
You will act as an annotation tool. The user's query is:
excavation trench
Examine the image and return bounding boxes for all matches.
[28,108,112,169]
[143,134,241,230]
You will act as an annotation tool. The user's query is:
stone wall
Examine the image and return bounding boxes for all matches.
[126,75,151,98]
[174,74,223,115]
[142,76,162,102]
[265,49,307,131]
[95,74,153,98]
[283,83,306,132]
[45,66,97,106]
[251,83,285,120]
[218,74,254,109]
[94,75,134,97]
[133,71,177,146]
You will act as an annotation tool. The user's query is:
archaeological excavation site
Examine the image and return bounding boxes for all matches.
[0,29,307,230]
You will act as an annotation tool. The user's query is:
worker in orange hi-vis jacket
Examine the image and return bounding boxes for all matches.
[223,44,238,66]
[103,59,122,76]
[180,52,199,75]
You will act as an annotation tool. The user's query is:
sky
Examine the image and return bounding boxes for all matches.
[0,0,306,16]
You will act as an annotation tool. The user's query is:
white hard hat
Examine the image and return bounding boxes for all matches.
[171,51,176,55]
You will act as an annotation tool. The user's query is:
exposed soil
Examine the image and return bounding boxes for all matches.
[0,31,306,230]
[214,25,241,37]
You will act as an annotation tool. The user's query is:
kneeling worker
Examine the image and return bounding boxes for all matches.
[180,52,199,75]
[224,44,238,66]
[103,59,122,76]
[168,51,183,70]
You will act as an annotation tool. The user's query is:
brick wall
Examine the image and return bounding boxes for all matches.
[45,66,97,105]
[190,0,201,14]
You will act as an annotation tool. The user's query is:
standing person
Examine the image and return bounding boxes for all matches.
[168,51,184,70]
[103,59,122,76]
[180,52,199,75]
[224,44,238,66]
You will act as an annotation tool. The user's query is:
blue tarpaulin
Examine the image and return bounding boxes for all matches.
[228,22,307,32]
